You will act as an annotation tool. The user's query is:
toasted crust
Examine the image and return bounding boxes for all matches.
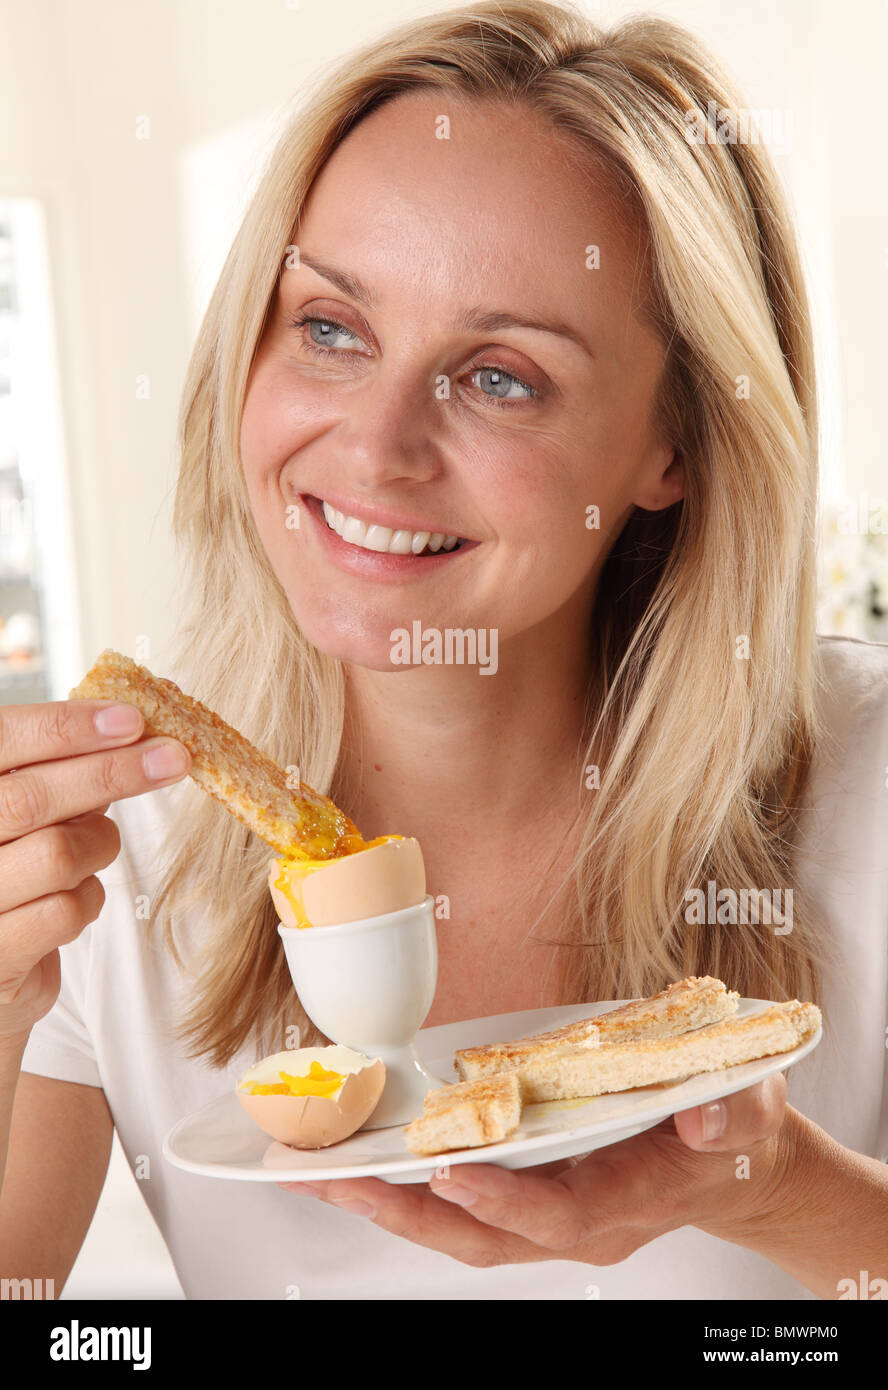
[70,649,361,858]
[405,987,821,1156]
[454,976,740,1082]
[403,1072,522,1155]
[516,1000,821,1103]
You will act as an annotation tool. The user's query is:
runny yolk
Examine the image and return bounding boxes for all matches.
[272,834,404,928]
[240,1060,345,1098]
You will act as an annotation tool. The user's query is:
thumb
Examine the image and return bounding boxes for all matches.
[672,1072,788,1152]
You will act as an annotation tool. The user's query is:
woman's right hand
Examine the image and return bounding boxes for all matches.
[0,699,191,1043]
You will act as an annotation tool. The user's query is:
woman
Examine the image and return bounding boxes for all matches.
[2,1,886,1300]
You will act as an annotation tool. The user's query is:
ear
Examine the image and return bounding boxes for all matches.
[632,444,684,512]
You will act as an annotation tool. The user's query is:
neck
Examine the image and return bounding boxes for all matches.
[335,604,596,857]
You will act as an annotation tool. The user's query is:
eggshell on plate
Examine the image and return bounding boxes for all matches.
[236,1045,386,1148]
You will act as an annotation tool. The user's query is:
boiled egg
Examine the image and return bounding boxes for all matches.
[236,1045,385,1148]
[268,834,426,928]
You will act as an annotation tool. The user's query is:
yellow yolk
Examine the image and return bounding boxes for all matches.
[283,820,365,862]
[272,834,404,928]
[240,1060,346,1098]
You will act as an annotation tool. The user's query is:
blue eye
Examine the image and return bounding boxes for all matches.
[468,365,537,404]
[287,313,539,410]
[290,314,362,353]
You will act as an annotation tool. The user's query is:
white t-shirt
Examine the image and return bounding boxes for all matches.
[20,634,888,1300]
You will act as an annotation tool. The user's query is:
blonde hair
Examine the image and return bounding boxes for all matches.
[152,0,832,1070]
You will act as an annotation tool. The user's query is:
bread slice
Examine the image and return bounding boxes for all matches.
[404,995,820,1156]
[515,1000,821,1103]
[70,648,361,859]
[404,1072,522,1155]
[454,975,740,1082]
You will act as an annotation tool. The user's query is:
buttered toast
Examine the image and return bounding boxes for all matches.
[405,980,820,1156]
[70,649,361,859]
[514,999,821,1103]
[404,1072,522,1155]
[454,975,739,1082]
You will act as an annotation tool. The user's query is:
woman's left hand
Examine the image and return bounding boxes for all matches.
[277,1074,800,1266]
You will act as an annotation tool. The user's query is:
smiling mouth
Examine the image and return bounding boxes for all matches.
[315,498,471,557]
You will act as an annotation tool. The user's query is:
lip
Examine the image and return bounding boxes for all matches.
[301,495,480,582]
[310,490,472,541]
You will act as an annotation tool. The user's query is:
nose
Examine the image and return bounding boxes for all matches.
[332,363,441,490]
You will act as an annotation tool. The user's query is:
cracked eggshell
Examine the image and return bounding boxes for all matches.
[236,1045,386,1148]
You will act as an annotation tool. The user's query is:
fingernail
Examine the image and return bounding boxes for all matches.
[288,1183,324,1196]
[329,1197,376,1217]
[700,1100,727,1141]
[143,741,189,780]
[435,1184,478,1207]
[94,704,142,737]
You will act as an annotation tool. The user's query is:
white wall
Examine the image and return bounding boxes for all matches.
[3,0,885,671]
[2,0,885,1299]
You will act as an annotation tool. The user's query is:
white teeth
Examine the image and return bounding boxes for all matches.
[342,515,367,546]
[389,529,414,554]
[363,524,393,552]
[321,501,464,556]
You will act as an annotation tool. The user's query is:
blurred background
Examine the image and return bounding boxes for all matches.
[0,0,885,1298]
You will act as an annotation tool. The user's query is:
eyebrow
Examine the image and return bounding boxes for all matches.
[293,252,596,360]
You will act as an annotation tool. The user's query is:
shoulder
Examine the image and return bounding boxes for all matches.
[805,635,888,823]
[814,632,888,696]
[813,634,888,746]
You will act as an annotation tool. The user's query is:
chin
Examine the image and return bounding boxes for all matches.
[290,604,407,673]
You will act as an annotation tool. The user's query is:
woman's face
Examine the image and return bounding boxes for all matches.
[240,93,682,671]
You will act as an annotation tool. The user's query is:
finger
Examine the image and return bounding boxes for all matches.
[673,1073,788,1152]
[426,1122,729,1250]
[0,812,120,915]
[425,1149,643,1251]
[0,699,145,775]
[278,1175,541,1266]
[0,876,107,981]
[0,736,190,845]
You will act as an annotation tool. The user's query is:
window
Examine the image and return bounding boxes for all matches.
[0,198,82,705]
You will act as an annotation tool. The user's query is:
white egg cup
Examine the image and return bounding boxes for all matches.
[277,895,448,1128]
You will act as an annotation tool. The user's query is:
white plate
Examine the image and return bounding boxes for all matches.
[162,997,821,1185]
